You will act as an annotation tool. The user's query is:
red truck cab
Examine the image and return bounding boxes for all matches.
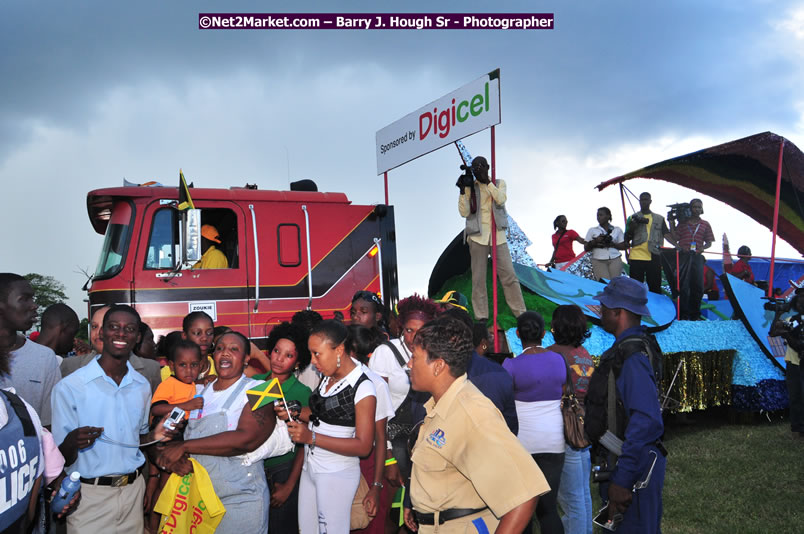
[86,183,398,348]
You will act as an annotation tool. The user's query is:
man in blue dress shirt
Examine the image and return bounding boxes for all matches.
[51,304,173,533]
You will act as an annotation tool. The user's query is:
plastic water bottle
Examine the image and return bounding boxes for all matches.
[189,394,203,420]
[51,472,81,513]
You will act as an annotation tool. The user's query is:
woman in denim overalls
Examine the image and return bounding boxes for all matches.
[159,332,275,533]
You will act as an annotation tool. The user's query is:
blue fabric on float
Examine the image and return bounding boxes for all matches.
[506,319,784,388]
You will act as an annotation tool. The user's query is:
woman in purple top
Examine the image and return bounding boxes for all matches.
[503,311,566,534]
[548,305,595,534]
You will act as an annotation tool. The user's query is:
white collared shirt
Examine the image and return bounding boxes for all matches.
[585,225,625,260]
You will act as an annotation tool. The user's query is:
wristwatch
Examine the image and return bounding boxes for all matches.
[372,481,384,490]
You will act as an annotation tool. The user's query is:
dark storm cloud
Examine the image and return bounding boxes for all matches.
[3,1,801,162]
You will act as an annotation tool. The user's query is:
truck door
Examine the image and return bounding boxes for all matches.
[132,199,249,339]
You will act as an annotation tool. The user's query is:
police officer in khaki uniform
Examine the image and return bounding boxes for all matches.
[403,316,549,533]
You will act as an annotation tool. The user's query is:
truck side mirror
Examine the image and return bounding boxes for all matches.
[182,208,202,264]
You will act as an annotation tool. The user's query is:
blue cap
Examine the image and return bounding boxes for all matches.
[593,276,650,316]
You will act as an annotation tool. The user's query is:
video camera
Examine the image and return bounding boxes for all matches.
[766,291,804,353]
[763,297,795,314]
[667,202,692,224]
[590,229,614,249]
[455,164,475,191]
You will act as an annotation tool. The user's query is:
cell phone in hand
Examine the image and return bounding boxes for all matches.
[285,400,302,420]
[593,504,623,531]
[163,407,186,431]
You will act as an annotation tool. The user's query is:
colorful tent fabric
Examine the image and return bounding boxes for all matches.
[596,132,804,255]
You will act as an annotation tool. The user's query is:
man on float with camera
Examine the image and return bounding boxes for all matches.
[457,156,527,323]
[625,192,674,294]
[668,198,714,320]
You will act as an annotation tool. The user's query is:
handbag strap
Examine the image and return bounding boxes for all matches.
[560,353,576,396]
[383,341,408,369]
[550,231,567,264]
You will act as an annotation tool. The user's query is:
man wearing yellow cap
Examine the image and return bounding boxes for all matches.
[195,224,228,269]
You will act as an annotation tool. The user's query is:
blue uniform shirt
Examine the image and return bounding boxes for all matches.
[610,326,664,489]
[467,352,519,435]
[51,355,151,478]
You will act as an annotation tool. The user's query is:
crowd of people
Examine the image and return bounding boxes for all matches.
[1,267,671,534]
[0,155,790,534]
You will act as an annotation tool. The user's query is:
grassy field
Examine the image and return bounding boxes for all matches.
[571,411,803,533]
[657,412,803,534]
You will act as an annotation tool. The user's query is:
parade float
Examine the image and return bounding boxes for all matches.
[426,132,804,414]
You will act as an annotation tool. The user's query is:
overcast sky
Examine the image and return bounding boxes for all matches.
[2,0,803,319]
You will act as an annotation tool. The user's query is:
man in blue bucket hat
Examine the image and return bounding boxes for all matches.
[584,277,666,533]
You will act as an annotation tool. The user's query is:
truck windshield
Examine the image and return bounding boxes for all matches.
[94,201,133,279]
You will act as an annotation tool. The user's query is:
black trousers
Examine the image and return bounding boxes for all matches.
[787,362,804,434]
[266,458,300,533]
[678,251,704,320]
[629,254,663,294]
[528,452,565,534]
[661,249,705,320]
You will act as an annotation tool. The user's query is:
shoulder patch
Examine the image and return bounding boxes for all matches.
[426,428,446,448]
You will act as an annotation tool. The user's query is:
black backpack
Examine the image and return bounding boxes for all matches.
[584,334,663,448]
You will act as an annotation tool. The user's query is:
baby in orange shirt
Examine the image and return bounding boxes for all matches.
[151,339,204,419]
[146,340,205,530]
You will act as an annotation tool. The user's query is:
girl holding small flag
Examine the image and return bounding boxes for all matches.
[253,322,312,533]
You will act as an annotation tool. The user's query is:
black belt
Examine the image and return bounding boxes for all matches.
[415,507,487,525]
[80,466,142,487]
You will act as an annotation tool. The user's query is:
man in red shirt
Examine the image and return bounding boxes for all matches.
[669,199,715,320]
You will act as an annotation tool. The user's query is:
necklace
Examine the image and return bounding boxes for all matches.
[521,345,543,353]
[321,374,350,396]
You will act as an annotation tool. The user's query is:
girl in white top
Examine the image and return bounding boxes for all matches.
[346,324,396,530]
[286,320,377,534]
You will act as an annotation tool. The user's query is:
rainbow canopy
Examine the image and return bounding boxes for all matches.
[596,132,804,255]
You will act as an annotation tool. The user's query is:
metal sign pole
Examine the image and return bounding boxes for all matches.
[490,125,499,352]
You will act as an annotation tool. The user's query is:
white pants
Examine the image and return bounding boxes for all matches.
[298,465,360,534]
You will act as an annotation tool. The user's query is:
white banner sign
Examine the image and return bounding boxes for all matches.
[375,70,501,175]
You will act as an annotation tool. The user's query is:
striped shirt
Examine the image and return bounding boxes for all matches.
[676,219,714,251]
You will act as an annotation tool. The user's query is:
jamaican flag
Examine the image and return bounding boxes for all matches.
[246,377,284,411]
[178,169,195,210]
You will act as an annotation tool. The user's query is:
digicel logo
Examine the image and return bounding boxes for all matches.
[419,82,490,140]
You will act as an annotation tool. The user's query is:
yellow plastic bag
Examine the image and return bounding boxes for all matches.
[155,459,226,534]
